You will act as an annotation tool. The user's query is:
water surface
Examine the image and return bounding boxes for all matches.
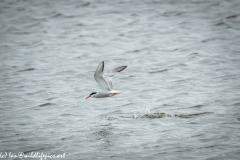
[0,0,240,159]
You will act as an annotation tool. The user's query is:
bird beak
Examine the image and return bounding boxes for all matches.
[86,96,91,99]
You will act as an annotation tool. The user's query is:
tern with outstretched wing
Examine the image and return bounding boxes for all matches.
[86,61,127,99]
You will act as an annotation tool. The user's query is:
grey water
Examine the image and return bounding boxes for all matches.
[0,0,240,159]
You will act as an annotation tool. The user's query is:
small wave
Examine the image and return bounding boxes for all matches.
[38,103,52,107]
[51,13,62,18]
[18,68,35,72]
[214,21,231,28]
[149,69,168,74]
[125,49,141,53]
[233,102,240,106]
[175,112,213,118]
[188,52,200,56]
[139,113,172,119]
[133,113,172,119]
[189,104,204,108]
[117,103,132,107]
[92,130,112,137]
[75,2,91,7]
[60,113,75,117]
[226,15,238,19]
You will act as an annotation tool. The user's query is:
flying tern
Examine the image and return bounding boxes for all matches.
[86,61,127,99]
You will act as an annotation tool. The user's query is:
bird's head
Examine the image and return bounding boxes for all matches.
[86,92,97,99]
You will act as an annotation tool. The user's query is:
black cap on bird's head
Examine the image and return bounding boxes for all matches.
[86,92,97,99]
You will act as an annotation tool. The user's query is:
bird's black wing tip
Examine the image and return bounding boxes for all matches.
[102,61,104,72]
[119,66,127,72]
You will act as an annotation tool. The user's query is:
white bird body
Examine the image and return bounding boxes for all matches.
[91,91,120,98]
[86,61,127,99]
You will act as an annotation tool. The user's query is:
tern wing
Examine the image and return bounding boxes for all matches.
[94,61,111,91]
[102,66,127,91]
